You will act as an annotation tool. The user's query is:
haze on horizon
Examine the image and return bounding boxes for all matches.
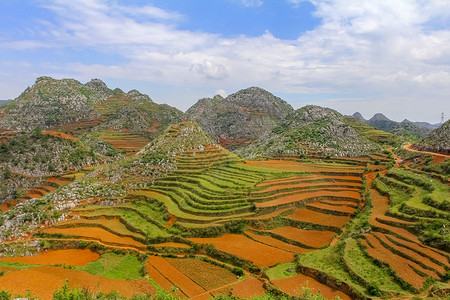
[1,0,450,124]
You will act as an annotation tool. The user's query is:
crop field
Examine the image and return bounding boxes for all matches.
[2,136,449,300]
[95,130,150,154]
[0,249,99,266]
[272,273,351,299]
[0,265,156,299]
[189,234,295,266]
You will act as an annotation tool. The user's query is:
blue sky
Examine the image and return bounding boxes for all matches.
[1,0,450,123]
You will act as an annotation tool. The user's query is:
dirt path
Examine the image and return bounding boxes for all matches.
[403,144,450,158]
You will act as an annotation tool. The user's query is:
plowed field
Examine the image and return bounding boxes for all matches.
[152,242,190,249]
[246,231,312,254]
[189,234,294,266]
[147,256,206,298]
[286,208,351,227]
[0,266,155,299]
[362,234,426,290]
[268,227,335,248]
[272,273,350,300]
[211,276,265,299]
[166,258,238,290]
[41,227,146,249]
[0,249,99,266]
[256,190,360,208]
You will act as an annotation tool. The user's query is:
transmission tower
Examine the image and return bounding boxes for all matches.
[441,113,444,124]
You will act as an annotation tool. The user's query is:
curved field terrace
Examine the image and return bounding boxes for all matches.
[1,139,448,300]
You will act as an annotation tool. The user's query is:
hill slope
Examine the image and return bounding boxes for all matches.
[0,77,110,131]
[0,77,183,137]
[412,119,450,154]
[238,105,382,158]
[185,87,294,148]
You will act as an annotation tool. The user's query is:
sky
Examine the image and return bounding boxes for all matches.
[1,0,450,123]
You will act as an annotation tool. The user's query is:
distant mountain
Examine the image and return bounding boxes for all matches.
[352,112,366,122]
[0,100,11,106]
[390,119,432,139]
[185,87,294,148]
[414,121,438,130]
[0,77,183,136]
[367,113,398,132]
[355,112,433,139]
[412,120,450,154]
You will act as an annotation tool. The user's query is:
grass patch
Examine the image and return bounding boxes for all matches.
[78,252,144,280]
[265,262,297,280]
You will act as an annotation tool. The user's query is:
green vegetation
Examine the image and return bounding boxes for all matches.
[78,252,145,280]
[265,262,297,280]
[343,238,405,296]
[373,168,449,250]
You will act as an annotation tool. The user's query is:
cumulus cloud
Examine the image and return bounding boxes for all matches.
[190,60,228,80]
[215,89,228,97]
[2,0,450,121]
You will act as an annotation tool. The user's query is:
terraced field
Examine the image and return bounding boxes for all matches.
[95,130,151,155]
[1,124,449,299]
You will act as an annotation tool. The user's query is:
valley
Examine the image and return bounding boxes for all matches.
[0,79,449,300]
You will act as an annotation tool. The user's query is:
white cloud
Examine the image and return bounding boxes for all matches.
[240,0,263,7]
[2,0,450,122]
[215,89,228,97]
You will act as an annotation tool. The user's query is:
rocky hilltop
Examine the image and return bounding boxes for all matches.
[239,105,381,158]
[0,77,183,136]
[94,89,183,137]
[0,77,111,130]
[412,119,450,154]
[185,87,294,148]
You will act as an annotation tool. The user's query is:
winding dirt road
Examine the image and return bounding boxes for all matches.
[403,144,450,158]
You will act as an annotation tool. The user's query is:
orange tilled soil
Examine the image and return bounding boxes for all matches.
[56,217,145,240]
[255,189,360,208]
[369,189,429,244]
[47,177,72,185]
[272,274,350,300]
[42,131,77,141]
[362,234,426,289]
[245,160,364,173]
[372,232,445,276]
[246,207,292,220]
[147,256,206,298]
[189,234,294,267]
[306,202,356,214]
[151,242,190,249]
[386,234,450,264]
[0,266,155,300]
[319,199,358,207]
[268,227,335,248]
[0,249,99,266]
[145,262,185,298]
[246,231,312,254]
[42,227,146,249]
[165,258,238,291]
[286,208,351,227]
[211,276,266,299]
